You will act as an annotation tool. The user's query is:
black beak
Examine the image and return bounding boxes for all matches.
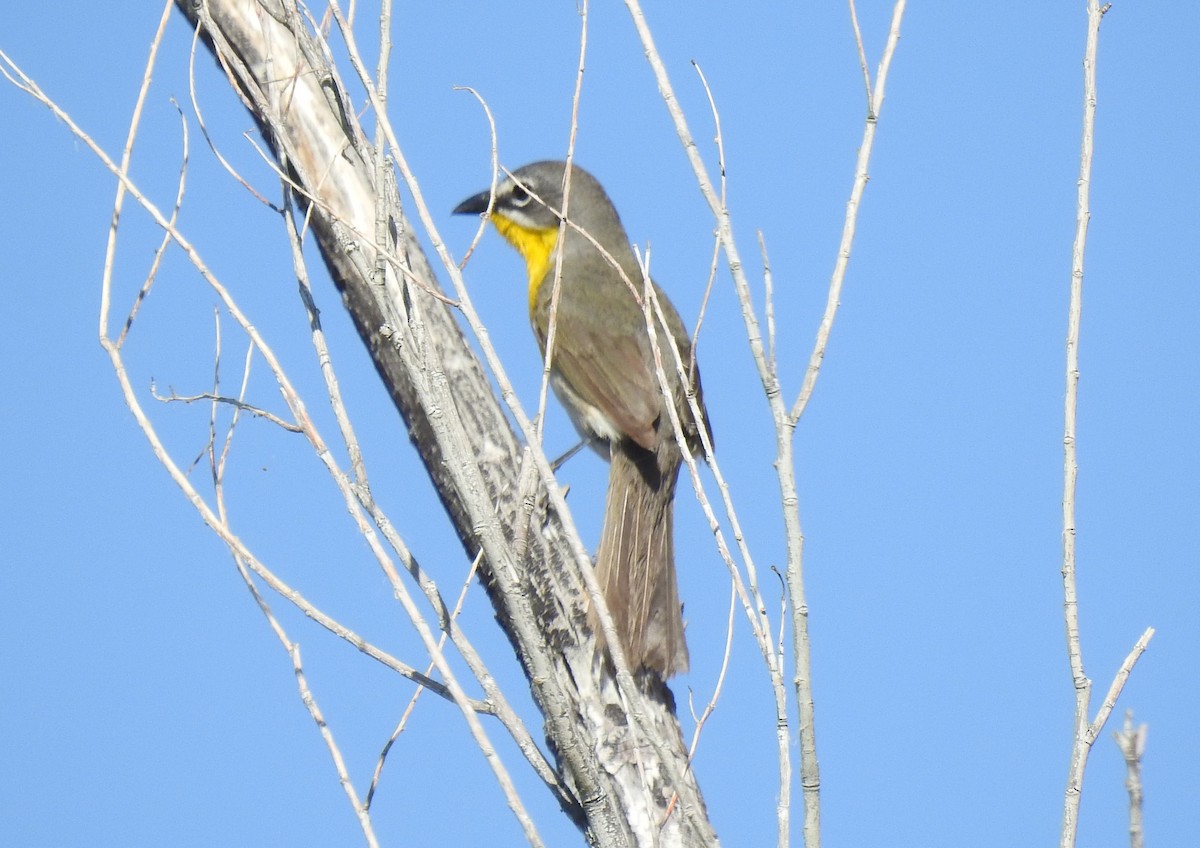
[452,189,492,216]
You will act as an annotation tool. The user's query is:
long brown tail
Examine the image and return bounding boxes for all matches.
[593,441,688,677]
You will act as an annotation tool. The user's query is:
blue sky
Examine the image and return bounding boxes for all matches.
[1,2,1196,846]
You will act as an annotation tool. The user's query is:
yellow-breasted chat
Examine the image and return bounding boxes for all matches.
[454,160,709,677]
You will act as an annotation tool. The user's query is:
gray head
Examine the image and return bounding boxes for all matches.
[453,160,631,251]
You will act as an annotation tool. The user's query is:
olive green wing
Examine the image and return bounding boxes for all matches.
[535,297,662,452]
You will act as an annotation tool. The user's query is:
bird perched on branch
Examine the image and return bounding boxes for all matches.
[454,160,710,677]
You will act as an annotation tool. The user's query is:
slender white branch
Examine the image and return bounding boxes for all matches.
[1059,5,1100,844]
[791,0,905,424]
[1059,6,1153,847]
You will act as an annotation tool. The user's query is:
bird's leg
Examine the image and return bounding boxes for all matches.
[550,438,588,472]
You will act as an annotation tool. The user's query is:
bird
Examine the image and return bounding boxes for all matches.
[453,160,710,677]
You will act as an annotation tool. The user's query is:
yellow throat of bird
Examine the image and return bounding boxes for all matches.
[489,213,559,315]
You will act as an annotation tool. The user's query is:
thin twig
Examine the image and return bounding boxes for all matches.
[791,1,904,425]
[187,24,279,210]
[758,232,777,379]
[1058,6,1154,846]
[688,59,725,363]
[450,86,499,271]
[536,0,589,442]
[366,550,485,811]
[847,0,874,117]
[680,578,737,771]
[99,0,174,348]
[288,641,381,848]
[119,100,189,348]
[1112,710,1148,848]
[153,386,303,432]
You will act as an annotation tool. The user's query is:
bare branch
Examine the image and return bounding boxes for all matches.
[790,0,906,425]
[1059,6,1154,845]
[366,550,485,811]
[1113,711,1148,848]
[847,0,874,117]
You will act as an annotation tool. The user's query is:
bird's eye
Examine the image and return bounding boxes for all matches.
[509,184,531,207]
